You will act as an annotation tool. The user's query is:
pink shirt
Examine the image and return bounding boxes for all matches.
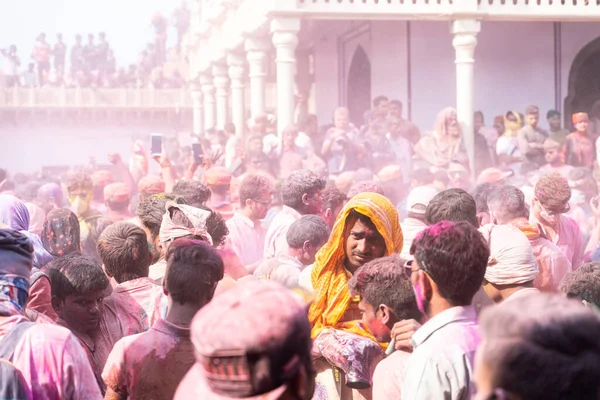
[372,350,411,400]
[102,319,194,400]
[263,205,302,259]
[226,211,266,270]
[532,214,584,270]
[0,313,102,400]
[102,277,167,340]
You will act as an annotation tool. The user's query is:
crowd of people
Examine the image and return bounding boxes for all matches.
[1,92,600,400]
[0,2,190,90]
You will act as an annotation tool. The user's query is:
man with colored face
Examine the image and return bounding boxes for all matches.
[349,255,422,400]
[0,229,102,399]
[530,173,583,269]
[301,192,403,399]
[49,253,112,394]
[546,109,569,145]
[66,172,109,263]
[403,220,488,400]
[540,138,573,179]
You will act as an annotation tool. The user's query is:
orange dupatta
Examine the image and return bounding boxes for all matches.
[308,192,404,341]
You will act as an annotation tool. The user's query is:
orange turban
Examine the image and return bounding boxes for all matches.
[308,192,403,342]
[572,112,589,125]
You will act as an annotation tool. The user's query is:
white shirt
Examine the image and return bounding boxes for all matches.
[401,306,480,400]
[253,253,305,288]
[225,211,266,271]
[263,205,302,259]
[400,217,428,260]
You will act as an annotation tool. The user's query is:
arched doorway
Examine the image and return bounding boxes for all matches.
[346,45,371,127]
[564,36,600,130]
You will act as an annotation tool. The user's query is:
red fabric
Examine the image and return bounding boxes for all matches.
[26,276,57,321]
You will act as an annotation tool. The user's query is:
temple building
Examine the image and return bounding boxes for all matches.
[187,0,600,168]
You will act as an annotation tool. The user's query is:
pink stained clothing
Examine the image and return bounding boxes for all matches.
[372,350,411,400]
[530,235,573,292]
[501,287,541,306]
[531,214,584,270]
[56,318,112,394]
[0,314,102,400]
[225,211,266,270]
[401,306,480,399]
[27,274,57,321]
[263,205,302,259]
[102,277,168,340]
[253,253,305,288]
[102,319,194,400]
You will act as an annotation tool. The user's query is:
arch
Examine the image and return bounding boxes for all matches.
[564,36,600,128]
[346,45,371,127]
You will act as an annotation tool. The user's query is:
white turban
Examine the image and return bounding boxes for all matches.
[478,224,538,285]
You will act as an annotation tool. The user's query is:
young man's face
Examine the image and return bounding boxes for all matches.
[545,148,559,164]
[575,120,589,133]
[474,114,484,132]
[55,290,106,334]
[358,299,390,342]
[376,100,389,117]
[249,192,272,220]
[548,115,561,130]
[344,216,386,271]
[389,103,402,118]
[527,113,539,128]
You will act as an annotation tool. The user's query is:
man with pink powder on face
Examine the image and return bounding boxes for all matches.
[402,220,488,400]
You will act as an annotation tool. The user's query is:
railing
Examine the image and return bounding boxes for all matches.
[0,87,192,109]
[199,0,600,27]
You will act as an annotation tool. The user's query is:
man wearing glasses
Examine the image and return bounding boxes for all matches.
[402,220,489,400]
[226,175,274,270]
[530,173,583,269]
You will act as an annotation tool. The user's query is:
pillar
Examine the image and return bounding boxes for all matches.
[245,38,270,119]
[200,72,216,130]
[228,54,246,138]
[452,19,480,177]
[271,18,300,135]
[191,83,204,136]
[213,64,229,130]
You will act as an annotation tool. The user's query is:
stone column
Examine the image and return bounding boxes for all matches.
[200,72,216,130]
[213,64,230,130]
[191,83,204,136]
[245,38,270,119]
[228,54,246,138]
[452,19,480,177]
[271,18,300,135]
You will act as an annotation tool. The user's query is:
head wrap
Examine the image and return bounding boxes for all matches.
[38,182,63,207]
[25,202,45,236]
[309,192,403,341]
[159,202,213,245]
[572,112,589,125]
[0,194,52,269]
[503,111,523,137]
[479,224,538,285]
[41,208,81,257]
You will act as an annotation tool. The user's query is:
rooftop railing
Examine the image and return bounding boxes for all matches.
[0,87,192,109]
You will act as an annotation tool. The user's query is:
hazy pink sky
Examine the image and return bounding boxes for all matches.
[0,0,183,68]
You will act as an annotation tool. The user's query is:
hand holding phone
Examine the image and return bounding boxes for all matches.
[150,134,163,157]
[192,142,204,165]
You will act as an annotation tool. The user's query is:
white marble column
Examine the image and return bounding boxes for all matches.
[271,18,300,135]
[245,38,270,119]
[200,72,216,130]
[452,19,480,176]
[213,64,230,130]
[191,84,204,136]
[228,54,246,138]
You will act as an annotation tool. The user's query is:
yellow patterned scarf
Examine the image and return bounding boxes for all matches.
[308,192,404,340]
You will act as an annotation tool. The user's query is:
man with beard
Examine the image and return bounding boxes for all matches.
[300,192,403,399]
[226,175,273,269]
[517,105,549,166]
[530,173,583,269]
